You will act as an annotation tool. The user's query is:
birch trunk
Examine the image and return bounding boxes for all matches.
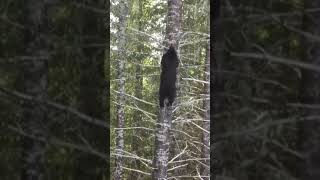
[114,0,129,179]
[201,42,210,179]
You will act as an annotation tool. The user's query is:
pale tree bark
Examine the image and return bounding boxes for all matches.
[114,0,129,179]
[152,0,182,179]
[201,41,210,179]
[164,0,182,48]
[21,0,48,180]
[130,0,144,179]
[200,3,211,178]
[299,0,320,179]
[153,107,173,179]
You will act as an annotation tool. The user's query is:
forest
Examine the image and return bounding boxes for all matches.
[1,0,320,180]
[214,0,320,180]
[0,0,108,179]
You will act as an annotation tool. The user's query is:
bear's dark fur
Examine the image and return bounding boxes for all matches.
[159,45,179,108]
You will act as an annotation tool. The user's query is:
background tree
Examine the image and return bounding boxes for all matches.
[129,0,145,179]
[20,0,49,179]
[201,36,210,179]
[113,0,129,179]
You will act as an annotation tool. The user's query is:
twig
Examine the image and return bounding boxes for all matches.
[230,52,320,73]
[0,86,108,128]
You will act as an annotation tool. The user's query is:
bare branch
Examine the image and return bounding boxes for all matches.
[230,52,320,73]
[8,125,108,160]
[0,86,108,128]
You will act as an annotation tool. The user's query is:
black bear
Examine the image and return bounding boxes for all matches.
[159,45,179,108]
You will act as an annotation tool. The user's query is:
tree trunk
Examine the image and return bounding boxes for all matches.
[21,1,48,179]
[152,0,182,179]
[299,0,320,179]
[130,0,144,179]
[201,41,210,179]
[114,0,129,179]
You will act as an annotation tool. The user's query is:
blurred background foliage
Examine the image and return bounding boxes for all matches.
[0,0,107,179]
[215,0,320,180]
